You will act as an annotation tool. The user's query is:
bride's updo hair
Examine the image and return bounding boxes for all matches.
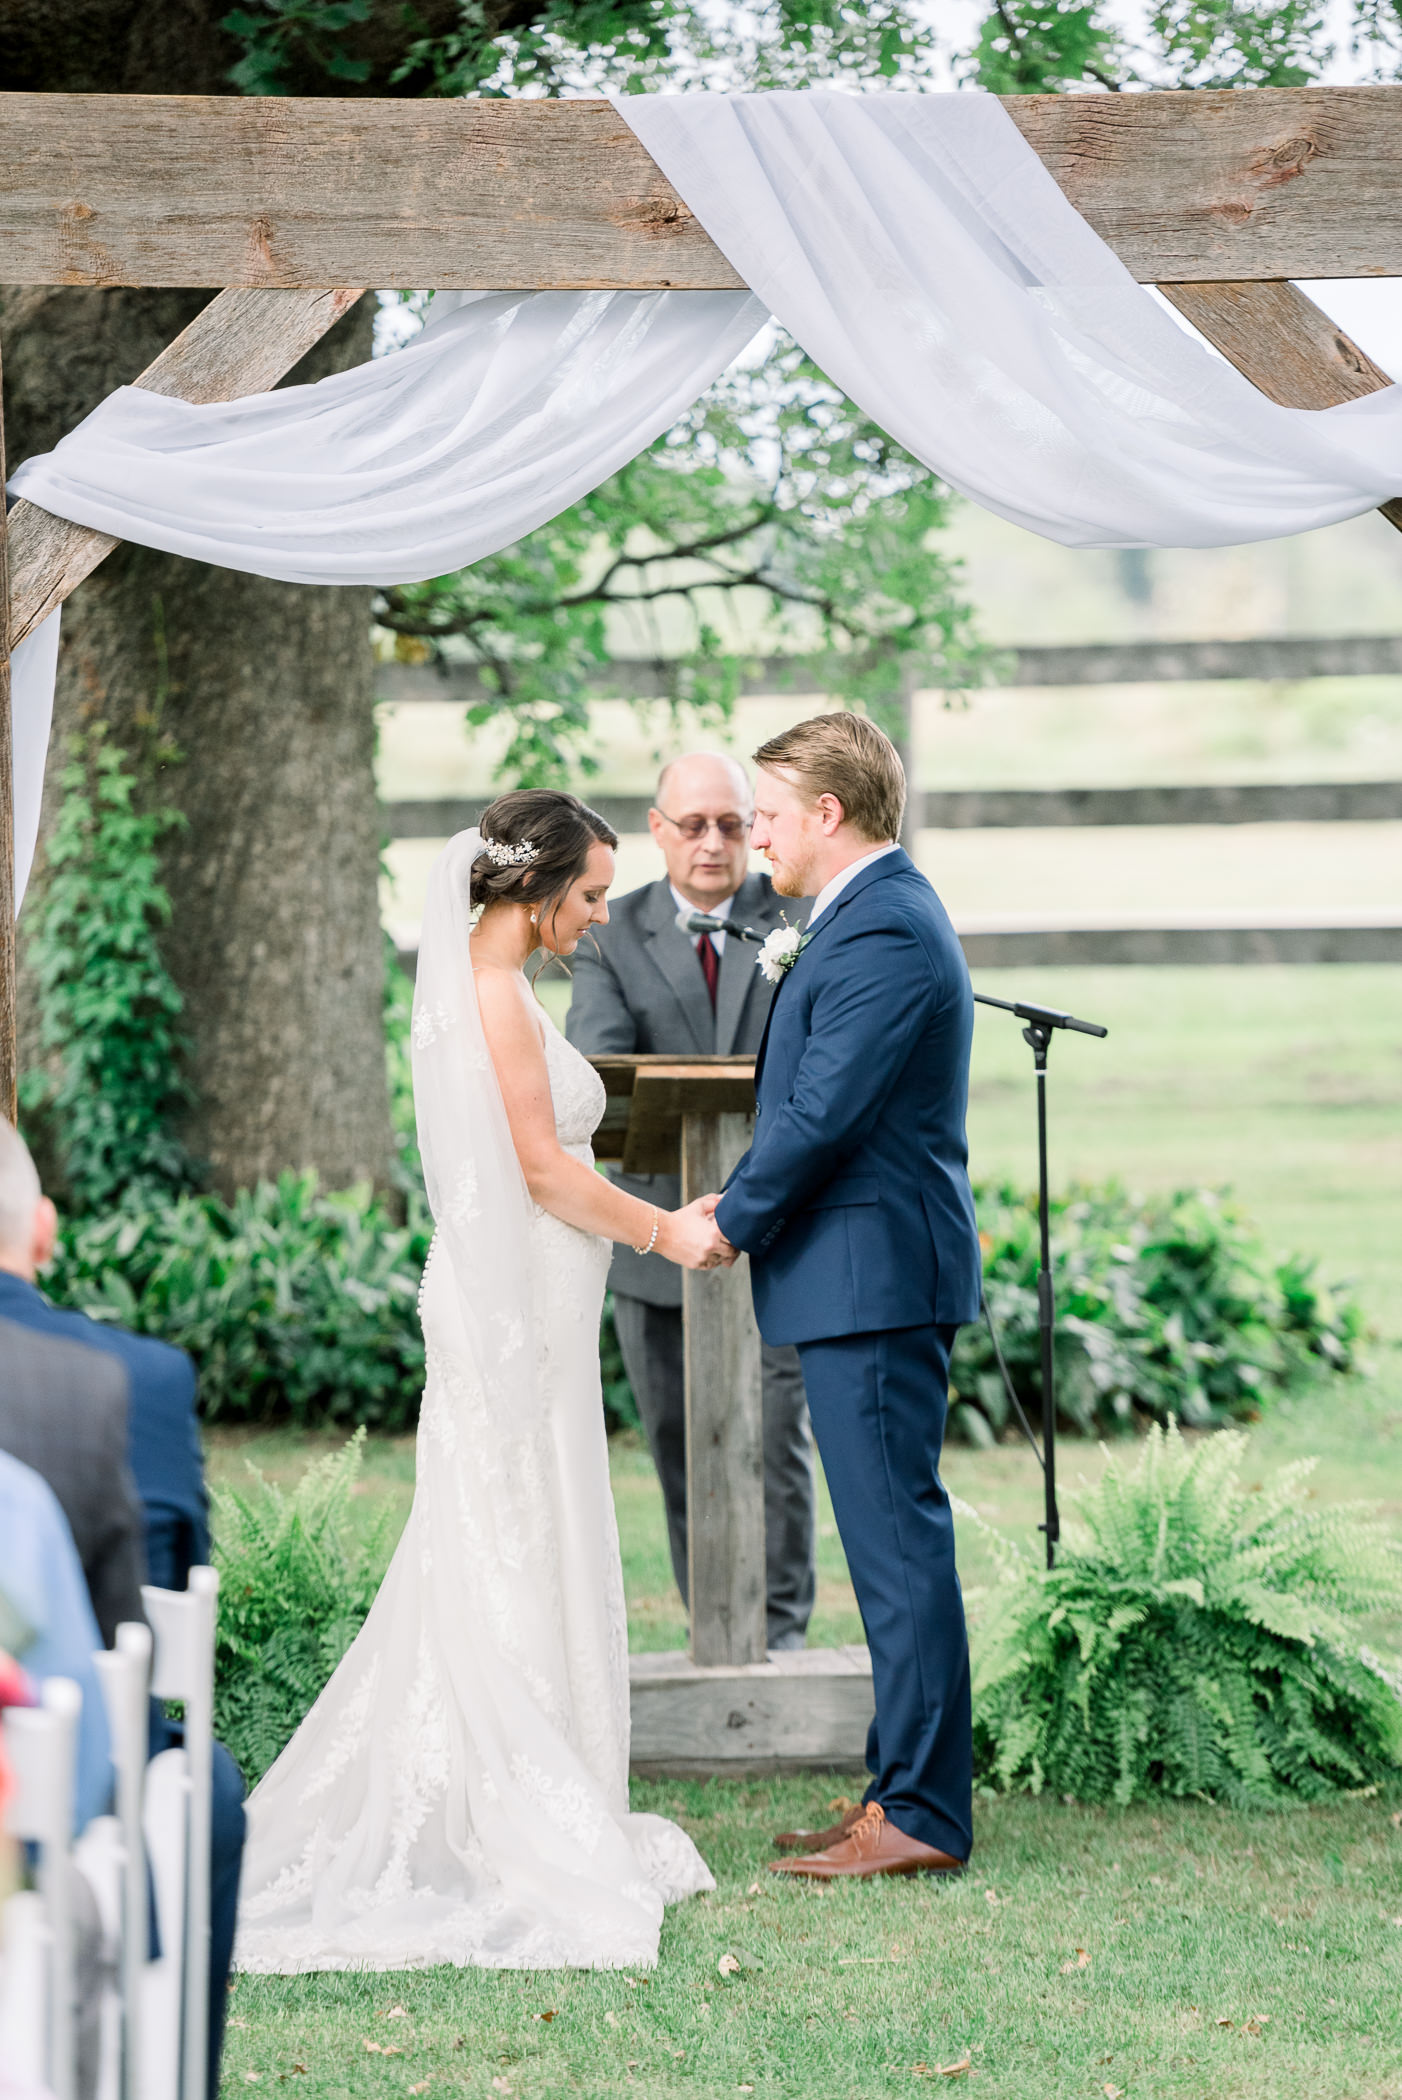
[469,790,618,928]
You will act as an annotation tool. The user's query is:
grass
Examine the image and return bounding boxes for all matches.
[224,1779,1402,2098]
[211,961,1402,2094]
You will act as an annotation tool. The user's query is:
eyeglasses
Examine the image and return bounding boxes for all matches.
[653,808,752,843]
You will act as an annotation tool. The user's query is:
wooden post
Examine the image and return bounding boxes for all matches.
[681,1109,767,1667]
[0,332,16,1126]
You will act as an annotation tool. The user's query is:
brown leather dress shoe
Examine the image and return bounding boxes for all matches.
[772,1800,865,1854]
[768,1803,966,1880]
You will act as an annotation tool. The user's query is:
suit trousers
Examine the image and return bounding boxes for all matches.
[796,1322,972,1862]
[611,1294,816,1649]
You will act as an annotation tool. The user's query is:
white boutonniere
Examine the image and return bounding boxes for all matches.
[756,922,812,985]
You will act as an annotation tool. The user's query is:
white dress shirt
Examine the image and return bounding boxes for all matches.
[806,843,901,927]
[671,881,735,956]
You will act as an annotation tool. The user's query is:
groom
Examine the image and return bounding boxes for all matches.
[706,712,982,1878]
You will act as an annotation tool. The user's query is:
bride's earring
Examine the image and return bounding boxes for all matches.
[529,909,538,926]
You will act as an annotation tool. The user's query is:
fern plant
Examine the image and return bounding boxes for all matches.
[212,1429,395,1784]
[971,1422,1402,1806]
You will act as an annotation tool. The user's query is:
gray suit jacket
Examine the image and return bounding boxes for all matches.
[0,1313,147,1648]
[566,870,809,1307]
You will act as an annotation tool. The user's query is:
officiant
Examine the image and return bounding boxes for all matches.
[567,752,816,1651]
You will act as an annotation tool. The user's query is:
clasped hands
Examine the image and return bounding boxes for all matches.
[671,1193,739,1271]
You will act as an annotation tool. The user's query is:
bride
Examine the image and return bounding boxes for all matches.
[236,791,723,1972]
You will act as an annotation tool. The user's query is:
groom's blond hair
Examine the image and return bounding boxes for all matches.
[754,712,905,844]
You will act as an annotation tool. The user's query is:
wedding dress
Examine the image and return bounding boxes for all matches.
[235,831,713,1972]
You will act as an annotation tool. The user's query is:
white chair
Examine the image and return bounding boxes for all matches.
[0,1889,53,2094]
[140,1750,188,2100]
[81,1624,151,2100]
[141,1570,217,2100]
[2,1678,81,2100]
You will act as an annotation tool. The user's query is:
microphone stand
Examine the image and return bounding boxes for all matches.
[972,993,1108,1568]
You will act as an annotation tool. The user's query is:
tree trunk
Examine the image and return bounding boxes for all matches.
[3,285,394,1193]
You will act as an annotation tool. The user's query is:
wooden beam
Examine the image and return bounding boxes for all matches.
[7,88,1402,291]
[0,338,15,1125]
[1159,279,1402,532]
[7,286,364,649]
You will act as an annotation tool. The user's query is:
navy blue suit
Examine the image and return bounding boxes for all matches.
[714,848,981,1859]
[0,1273,244,2095]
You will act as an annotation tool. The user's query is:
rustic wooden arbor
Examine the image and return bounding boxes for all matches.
[4,81,1402,1751]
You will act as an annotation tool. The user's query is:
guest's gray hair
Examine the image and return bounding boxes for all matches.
[0,1120,41,1253]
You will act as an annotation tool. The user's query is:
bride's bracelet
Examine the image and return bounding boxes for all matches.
[633,1205,660,1258]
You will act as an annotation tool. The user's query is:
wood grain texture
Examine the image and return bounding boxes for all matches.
[1158,279,1402,532]
[0,352,15,1125]
[0,93,742,290]
[7,88,1402,289]
[7,286,365,648]
[629,1645,873,1772]
[682,1111,767,1671]
[1011,86,1402,282]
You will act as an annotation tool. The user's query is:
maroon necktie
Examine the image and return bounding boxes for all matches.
[696,931,720,1010]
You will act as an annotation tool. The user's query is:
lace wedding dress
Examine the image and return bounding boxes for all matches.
[235,831,713,1973]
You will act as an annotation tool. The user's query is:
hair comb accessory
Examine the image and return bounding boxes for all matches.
[482,835,539,868]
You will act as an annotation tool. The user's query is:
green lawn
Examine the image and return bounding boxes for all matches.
[212,961,1402,2095]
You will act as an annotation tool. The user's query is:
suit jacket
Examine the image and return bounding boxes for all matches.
[0,1273,209,1592]
[566,869,809,1308]
[714,849,982,1346]
[0,1310,147,1646]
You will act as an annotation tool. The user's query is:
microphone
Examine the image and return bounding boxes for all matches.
[675,907,768,946]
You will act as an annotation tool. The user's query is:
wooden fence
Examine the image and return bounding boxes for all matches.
[379,641,1402,970]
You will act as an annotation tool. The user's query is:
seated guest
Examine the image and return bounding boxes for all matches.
[0,1122,244,2099]
[0,1450,118,2100]
[0,1451,115,1838]
[567,751,816,1650]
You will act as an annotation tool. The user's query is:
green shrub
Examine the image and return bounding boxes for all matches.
[46,1173,431,1429]
[970,1421,1402,1806]
[950,1181,1361,1444]
[43,1173,1357,1440]
[212,1429,395,1785]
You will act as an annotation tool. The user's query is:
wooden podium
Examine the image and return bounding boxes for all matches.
[592,1054,767,1668]
[592,1053,876,1774]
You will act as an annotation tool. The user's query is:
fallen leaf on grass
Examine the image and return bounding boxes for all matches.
[605,2012,619,2027]
[910,2054,973,2078]
[383,2006,408,2020]
[1243,2016,1270,2036]
[363,2041,404,2055]
[1103,2085,1123,2098]
[1391,1811,1401,1828]
[719,1954,741,1977]
[983,1889,999,1906]
[1060,1950,1092,1973]
[530,2010,559,2022]
[491,2082,513,2096]
[289,2067,306,2077]
[1215,2018,1234,2029]
[747,1882,763,1895]
[409,2086,432,2096]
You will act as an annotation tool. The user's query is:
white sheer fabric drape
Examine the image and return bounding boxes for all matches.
[13,90,1402,898]
[6,287,763,903]
[618,90,1402,548]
